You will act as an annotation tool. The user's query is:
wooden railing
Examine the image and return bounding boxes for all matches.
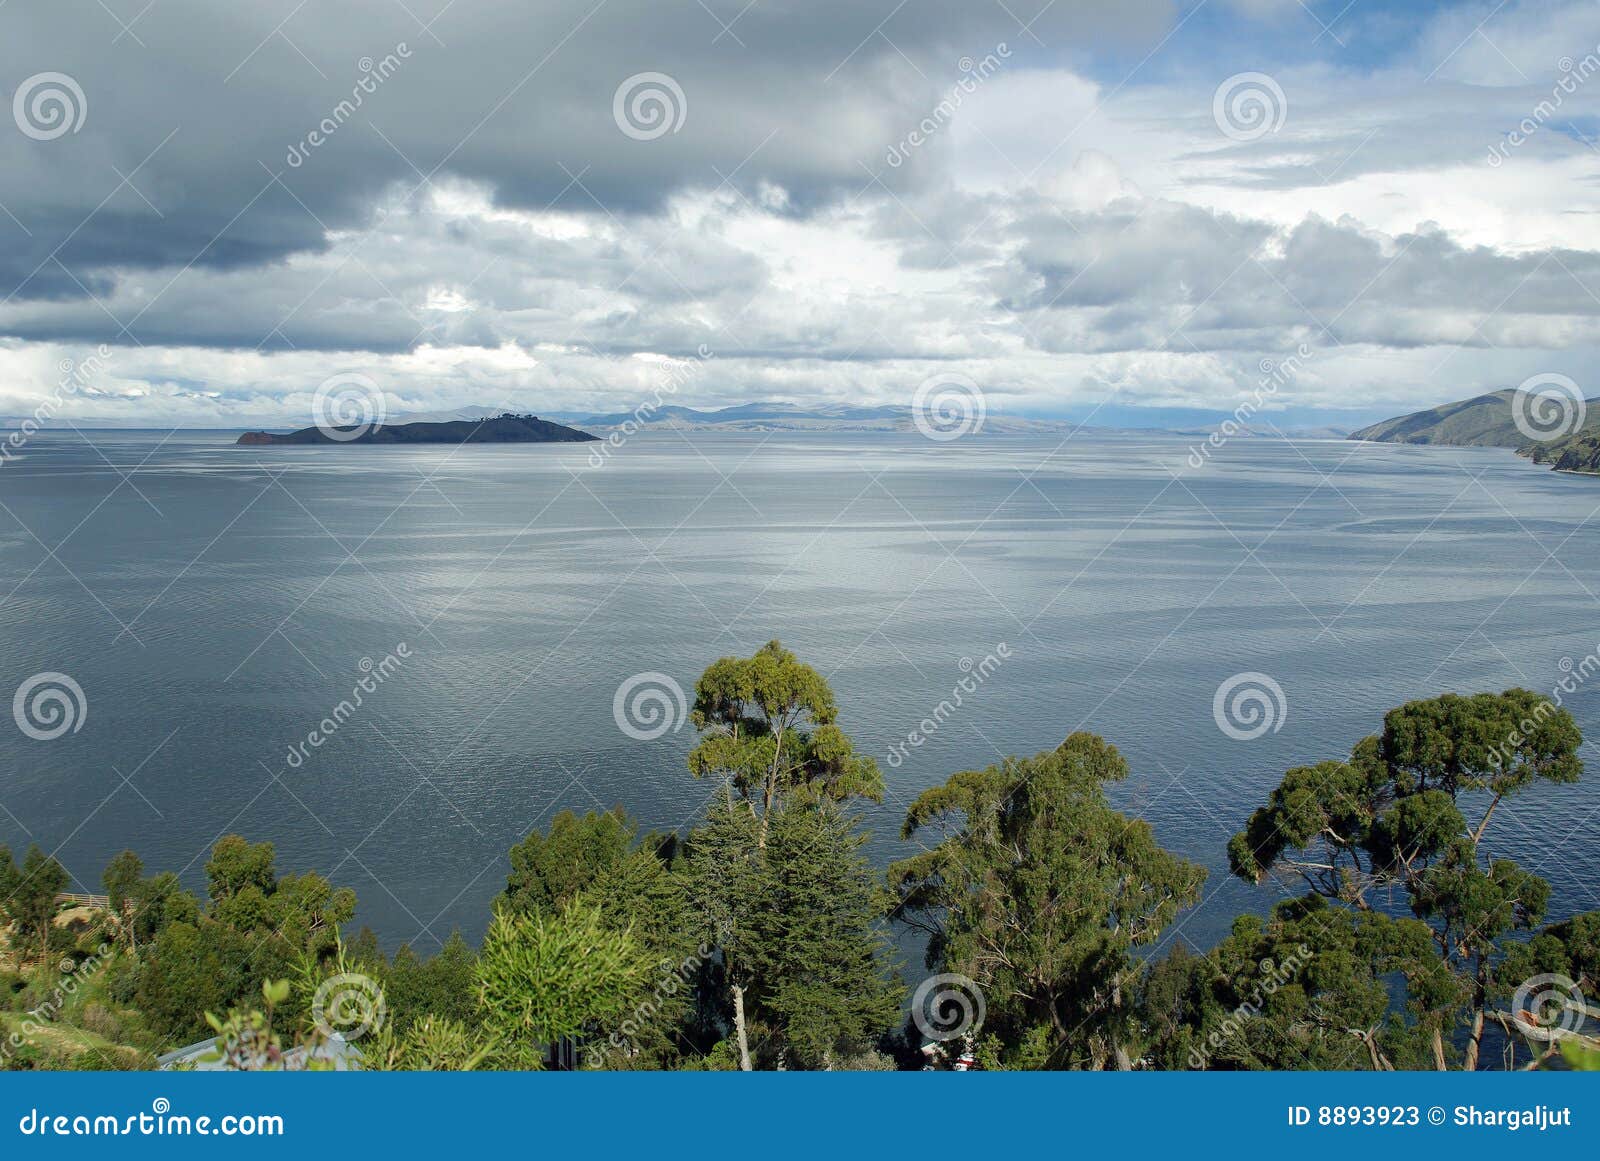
[54,892,111,909]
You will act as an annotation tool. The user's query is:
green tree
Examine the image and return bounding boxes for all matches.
[135,919,265,1042]
[688,640,882,846]
[475,903,654,1068]
[4,846,69,966]
[1227,689,1584,1069]
[891,732,1206,1069]
[736,805,903,1068]
[205,835,277,904]
[501,809,699,1066]
[101,850,145,951]
[382,932,479,1033]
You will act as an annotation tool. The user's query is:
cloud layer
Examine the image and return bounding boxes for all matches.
[2,0,1598,425]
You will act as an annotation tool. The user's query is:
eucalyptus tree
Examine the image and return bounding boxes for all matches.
[890,732,1206,1069]
[684,641,895,1069]
[687,640,882,846]
[1227,689,1586,1069]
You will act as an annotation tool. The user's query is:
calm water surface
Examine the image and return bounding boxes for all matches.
[2,430,1597,953]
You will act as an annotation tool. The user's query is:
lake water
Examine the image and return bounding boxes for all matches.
[2,429,1598,956]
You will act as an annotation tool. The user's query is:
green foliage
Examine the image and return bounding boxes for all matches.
[2,846,69,965]
[1225,690,1585,1070]
[688,640,883,839]
[503,809,637,915]
[475,903,655,1068]
[381,933,478,1033]
[362,1014,493,1071]
[892,732,1205,1069]
[719,805,903,1068]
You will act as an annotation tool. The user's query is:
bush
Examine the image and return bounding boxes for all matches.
[80,1003,122,1041]
[0,972,25,1004]
[98,955,137,1006]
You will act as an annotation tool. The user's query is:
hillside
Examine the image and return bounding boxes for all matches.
[1349,389,1600,447]
[1524,431,1600,475]
[237,413,598,446]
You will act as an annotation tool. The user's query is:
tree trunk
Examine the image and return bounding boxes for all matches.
[1471,793,1503,845]
[1463,1010,1484,1072]
[731,983,753,1071]
[1431,1027,1447,1071]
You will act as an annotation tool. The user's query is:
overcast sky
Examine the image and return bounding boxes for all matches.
[1,0,1597,427]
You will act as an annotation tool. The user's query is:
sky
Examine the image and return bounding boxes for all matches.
[1,0,1598,428]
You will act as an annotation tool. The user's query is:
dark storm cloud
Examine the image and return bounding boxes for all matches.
[0,0,1172,326]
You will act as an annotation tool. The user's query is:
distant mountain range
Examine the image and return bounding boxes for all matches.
[545,399,1348,438]
[552,400,1074,434]
[1349,389,1600,475]
[1,399,1352,439]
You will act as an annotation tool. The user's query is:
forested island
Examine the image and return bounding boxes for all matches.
[237,413,598,446]
[3,643,1597,1071]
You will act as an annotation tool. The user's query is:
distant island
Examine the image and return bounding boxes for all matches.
[237,413,598,446]
[1349,389,1600,476]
